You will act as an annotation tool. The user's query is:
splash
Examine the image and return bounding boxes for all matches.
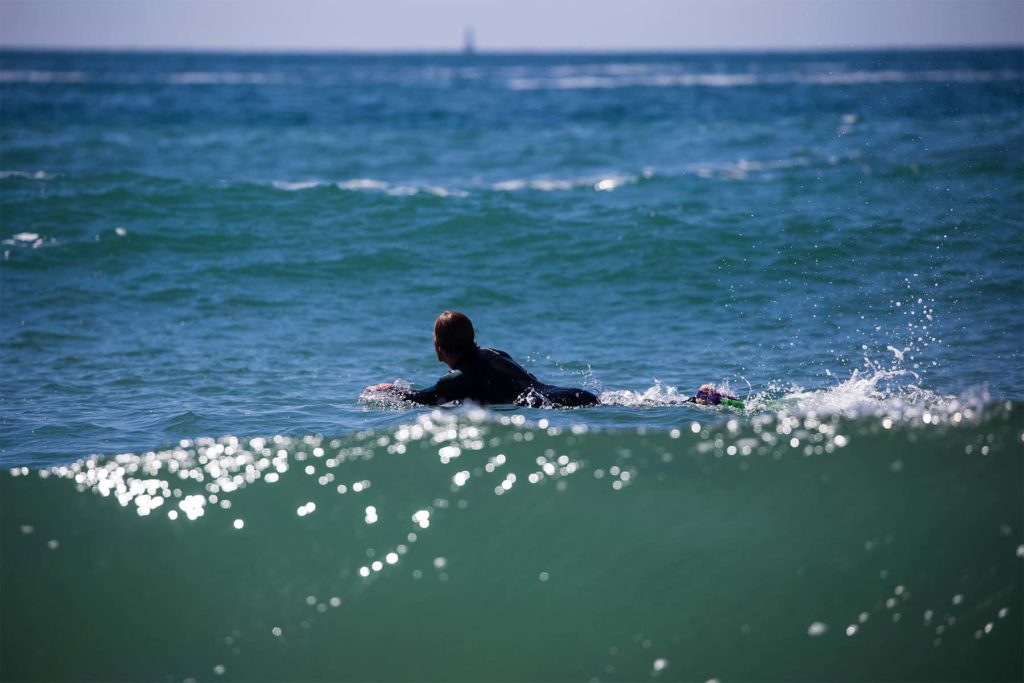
[358,380,414,410]
[598,380,695,407]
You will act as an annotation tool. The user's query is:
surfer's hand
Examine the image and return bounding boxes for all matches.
[366,383,394,393]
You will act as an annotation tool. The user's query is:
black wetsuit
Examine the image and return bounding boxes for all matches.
[400,347,600,408]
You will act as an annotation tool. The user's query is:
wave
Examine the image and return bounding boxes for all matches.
[165,71,290,85]
[268,154,847,197]
[505,68,1023,91]
[269,170,650,197]
[0,70,91,84]
[0,150,854,204]
[0,70,291,85]
[492,171,646,193]
[9,397,1020,528]
[271,178,469,198]
[269,175,635,196]
[4,66,1018,90]
[1,231,56,250]
[0,169,57,180]
[3,400,1021,681]
[685,156,816,180]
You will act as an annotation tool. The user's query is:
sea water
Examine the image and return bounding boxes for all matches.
[1,50,1022,681]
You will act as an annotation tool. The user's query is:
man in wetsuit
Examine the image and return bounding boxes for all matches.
[365,311,600,408]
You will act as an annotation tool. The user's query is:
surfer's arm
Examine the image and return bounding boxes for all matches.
[397,370,468,406]
[365,382,443,405]
[399,386,443,405]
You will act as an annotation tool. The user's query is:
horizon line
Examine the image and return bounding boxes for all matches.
[2,43,1023,56]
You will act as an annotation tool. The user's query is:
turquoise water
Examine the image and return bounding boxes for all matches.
[1,49,1022,681]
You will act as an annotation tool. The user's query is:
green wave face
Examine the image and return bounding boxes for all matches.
[3,405,1022,682]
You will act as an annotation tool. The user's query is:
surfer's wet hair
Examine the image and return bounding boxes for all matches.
[434,310,477,358]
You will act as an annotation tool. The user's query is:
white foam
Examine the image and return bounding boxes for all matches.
[744,365,966,424]
[526,179,577,191]
[0,170,56,180]
[2,232,51,249]
[687,156,811,181]
[799,68,1018,86]
[271,177,475,197]
[597,357,969,425]
[337,178,391,192]
[504,68,1021,91]
[272,180,326,191]
[599,381,695,408]
[492,179,528,192]
[492,173,637,193]
[506,74,760,90]
[286,161,802,198]
[421,185,467,198]
[334,178,468,198]
[0,70,90,84]
[0,70,288,85]
[594,178,619,191]
[166,71,286,85]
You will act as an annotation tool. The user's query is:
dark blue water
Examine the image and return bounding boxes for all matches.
[1,50,1022,681]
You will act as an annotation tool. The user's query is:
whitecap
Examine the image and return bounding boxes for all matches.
[2,232,50,249]
[334,178,467,197]
[0,70,89,84]
[492,174,635,193]
[0,170,56,181]
[492,179,527,192]
[385,185,419,196]
[504,68,1021,91]
[336,178,391,192]
[594,175,633,192]
[272,180,326,191]
[528,179,577,191]
[422,185,468,198]
[165,71,286,85]
[687,156,811,181]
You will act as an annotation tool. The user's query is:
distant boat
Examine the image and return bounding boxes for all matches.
[463,26,475,55]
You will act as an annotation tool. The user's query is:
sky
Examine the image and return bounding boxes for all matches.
[1,0,1022,52]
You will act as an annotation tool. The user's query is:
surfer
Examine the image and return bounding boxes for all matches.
[365,310,600,408]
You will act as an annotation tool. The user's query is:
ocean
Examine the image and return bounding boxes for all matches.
[1,49,1022,681]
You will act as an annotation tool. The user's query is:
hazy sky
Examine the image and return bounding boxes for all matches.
[1,0,1022,52]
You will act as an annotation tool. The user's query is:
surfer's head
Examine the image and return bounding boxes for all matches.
[434,310,477,367]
